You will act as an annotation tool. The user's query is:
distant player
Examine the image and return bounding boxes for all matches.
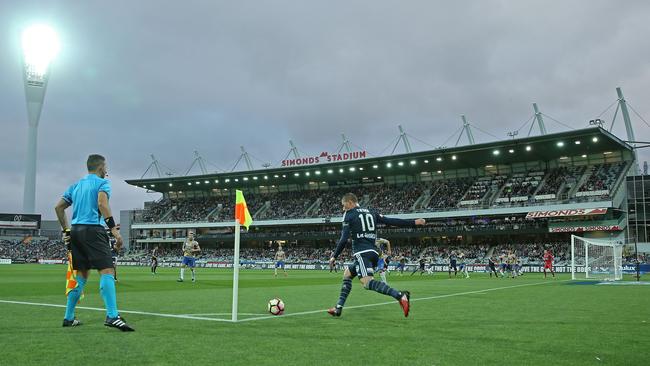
[458,252,469,278]
[487,256,499,278]
[543,250,555,278]
[411,257,427,276]
[507,252,517,278]
[396,256,407,275]
[376,238,392,283]
[328,250,338,273]
[499,255,507,277]
[449,251,458,278]
[274,245,288,277]
[327,193,426,317]
[151,246,159,275]
[109,234,119,282]
[178,232,200,282]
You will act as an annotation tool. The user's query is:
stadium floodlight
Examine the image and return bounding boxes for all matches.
[372,164,378,169]
[592,137,599,143]
[225,179,230,182]
[493,150,500,155]
[315,171,321,175]
[556,141,564,147]
[437,170,442,174]
[574,140,581,145]
[424,160,429,163]
[525,146,532,151]
[243,177,248,181]
[263,176,268,180]
[294,173,299,177]
[508,149,515,154]
[234,179,239,182]
[169,183,173,187]
[603,151,612,155]
[215,180,219,183]
[451,155,457,160]
[188,182,192,185]
[21,24,60,213]
[409,160,416,165]
[349,167,356,172]
[150,184,155,187]
[253,176,258,180]
[386,162,392,168]
[304,172,310,176]
[436,157,442,162]
[204,180,209,184]
[397,162,404,166]
[338,168,344,173]
[359,167,364,171]
[581,154,587,158]
[327,169,333,174]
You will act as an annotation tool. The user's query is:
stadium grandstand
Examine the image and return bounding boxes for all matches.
[116,127,641,270]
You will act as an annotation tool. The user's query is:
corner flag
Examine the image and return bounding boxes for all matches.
[65,251,83,302]
[235,190,253,230]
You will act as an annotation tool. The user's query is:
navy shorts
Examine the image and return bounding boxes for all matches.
[348,251,378,278]
[275,261,285,269]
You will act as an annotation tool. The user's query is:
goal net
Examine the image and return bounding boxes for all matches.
[571,235,623,281]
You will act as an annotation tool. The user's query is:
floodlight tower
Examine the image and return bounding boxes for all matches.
[21,24,60,213]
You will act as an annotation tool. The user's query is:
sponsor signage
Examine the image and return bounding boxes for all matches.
[549,225,622,233]
[0,213,41,229]
[281,151,367,167]
[526,208,607,219]
[0,258,11,265]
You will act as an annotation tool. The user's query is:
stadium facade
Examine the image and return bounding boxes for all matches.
[121,127,638,254]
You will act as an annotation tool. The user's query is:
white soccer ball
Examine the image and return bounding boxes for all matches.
[268,298,285,315]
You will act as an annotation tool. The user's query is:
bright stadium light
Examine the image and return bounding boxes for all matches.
[398,162,404,166]
[451,155,457,160]
[592,137,599,142]
[525,146,532,151]
[493,150,500,155]
[436,157,442,162]
[21,24,60,213]
[557,141,564,147]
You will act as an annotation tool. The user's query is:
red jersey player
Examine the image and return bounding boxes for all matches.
[543,250,555,278]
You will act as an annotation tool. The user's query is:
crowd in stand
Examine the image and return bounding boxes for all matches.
[134,164,627,224]
[0,239,67,262]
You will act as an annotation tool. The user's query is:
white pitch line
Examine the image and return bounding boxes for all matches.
[0,300,234,323]
[181,313,266,316]
[238,280,569,322]
[0,280,568,324]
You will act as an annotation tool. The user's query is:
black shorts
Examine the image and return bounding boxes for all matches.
[70,224,113,271]
[450,260,457,270]
[348,251,379,278]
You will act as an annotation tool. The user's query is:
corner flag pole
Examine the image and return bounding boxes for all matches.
[232,219,241,322]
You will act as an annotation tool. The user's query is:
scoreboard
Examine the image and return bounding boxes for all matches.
[0,213,41,229]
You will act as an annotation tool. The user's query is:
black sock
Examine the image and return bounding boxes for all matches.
[366,279,401,300]
[336,278,352,308]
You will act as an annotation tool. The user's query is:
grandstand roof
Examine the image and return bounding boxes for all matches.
[126,127,632,193]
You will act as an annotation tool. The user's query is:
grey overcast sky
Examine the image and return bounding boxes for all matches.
[1,0,649,220]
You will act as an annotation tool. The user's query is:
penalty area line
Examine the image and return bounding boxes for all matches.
[238,279,570,322]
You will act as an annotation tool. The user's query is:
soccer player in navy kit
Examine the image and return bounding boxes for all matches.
[328,193,426,317]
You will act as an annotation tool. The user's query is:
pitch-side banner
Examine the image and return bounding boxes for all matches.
[549,225,622,233]
[526,208,607,219]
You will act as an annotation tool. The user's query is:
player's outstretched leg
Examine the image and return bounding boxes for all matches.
[380,270,388,284]
[328,276,352,317]
[178,266,185,282]
[363,277,410,317]
[191,268,196,282]
[63,274,87,327]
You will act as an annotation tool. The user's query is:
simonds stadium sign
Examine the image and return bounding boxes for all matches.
[281,150,368,167]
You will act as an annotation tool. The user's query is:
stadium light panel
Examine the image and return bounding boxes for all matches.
[253,176,258,180]
[386,163,392,168]
[436,157,442,162]
[143,185,147,188]
[243,177,248,181]
[410,160,416,165]
[372,164,378,169]
[225,179,230,183]
[437,170,442,174]
[169,183,173,187]
[282,175,286,178]
[214,180,219,183]
[592,137,598,142]
[294,173,299,177]
[264,176,268,180]
[349,167,356,172]
[603,151,612,155]
[574,140,581,145]
[188,182,192,185]
[196,181,200,184]
[315,171,321,175]
[327,169,333,174]
[451,155,457,160]
[581,154,587,158]
[525,146,532,151]
[556,141,564,147]
[424,160,429,163]
[305,172,310,176]
[150,184,155,187]
[398,162,404,166]
[508,149,514,153]
[493,150,500,155]
[359,167,364,171]
[339,168,344,173]
[234,179,239,182]
[485,165,493,168]
[204,180,209,184]
[376,176,382,179]
[22,24,60,82]
[559,156,568,160]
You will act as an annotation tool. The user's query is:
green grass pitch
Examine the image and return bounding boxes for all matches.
[0,265,648,365]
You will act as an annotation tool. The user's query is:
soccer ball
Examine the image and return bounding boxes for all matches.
[268,298,285,315]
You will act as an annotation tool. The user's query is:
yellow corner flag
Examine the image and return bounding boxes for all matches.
[65,251,83,302]
[235,189,253,230]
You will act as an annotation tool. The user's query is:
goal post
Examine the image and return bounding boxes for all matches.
[571,235,623,281]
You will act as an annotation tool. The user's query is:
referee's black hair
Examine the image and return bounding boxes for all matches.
[87,154,106,172]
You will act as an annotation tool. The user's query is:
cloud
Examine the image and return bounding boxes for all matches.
[0,0,648,218]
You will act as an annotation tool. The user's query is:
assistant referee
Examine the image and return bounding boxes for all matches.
[54,154,134,331]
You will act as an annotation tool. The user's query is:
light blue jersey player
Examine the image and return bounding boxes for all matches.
[458,252,470,279]
[178,232,200,283]
[376,238,392,284]
[274,245,288,277]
